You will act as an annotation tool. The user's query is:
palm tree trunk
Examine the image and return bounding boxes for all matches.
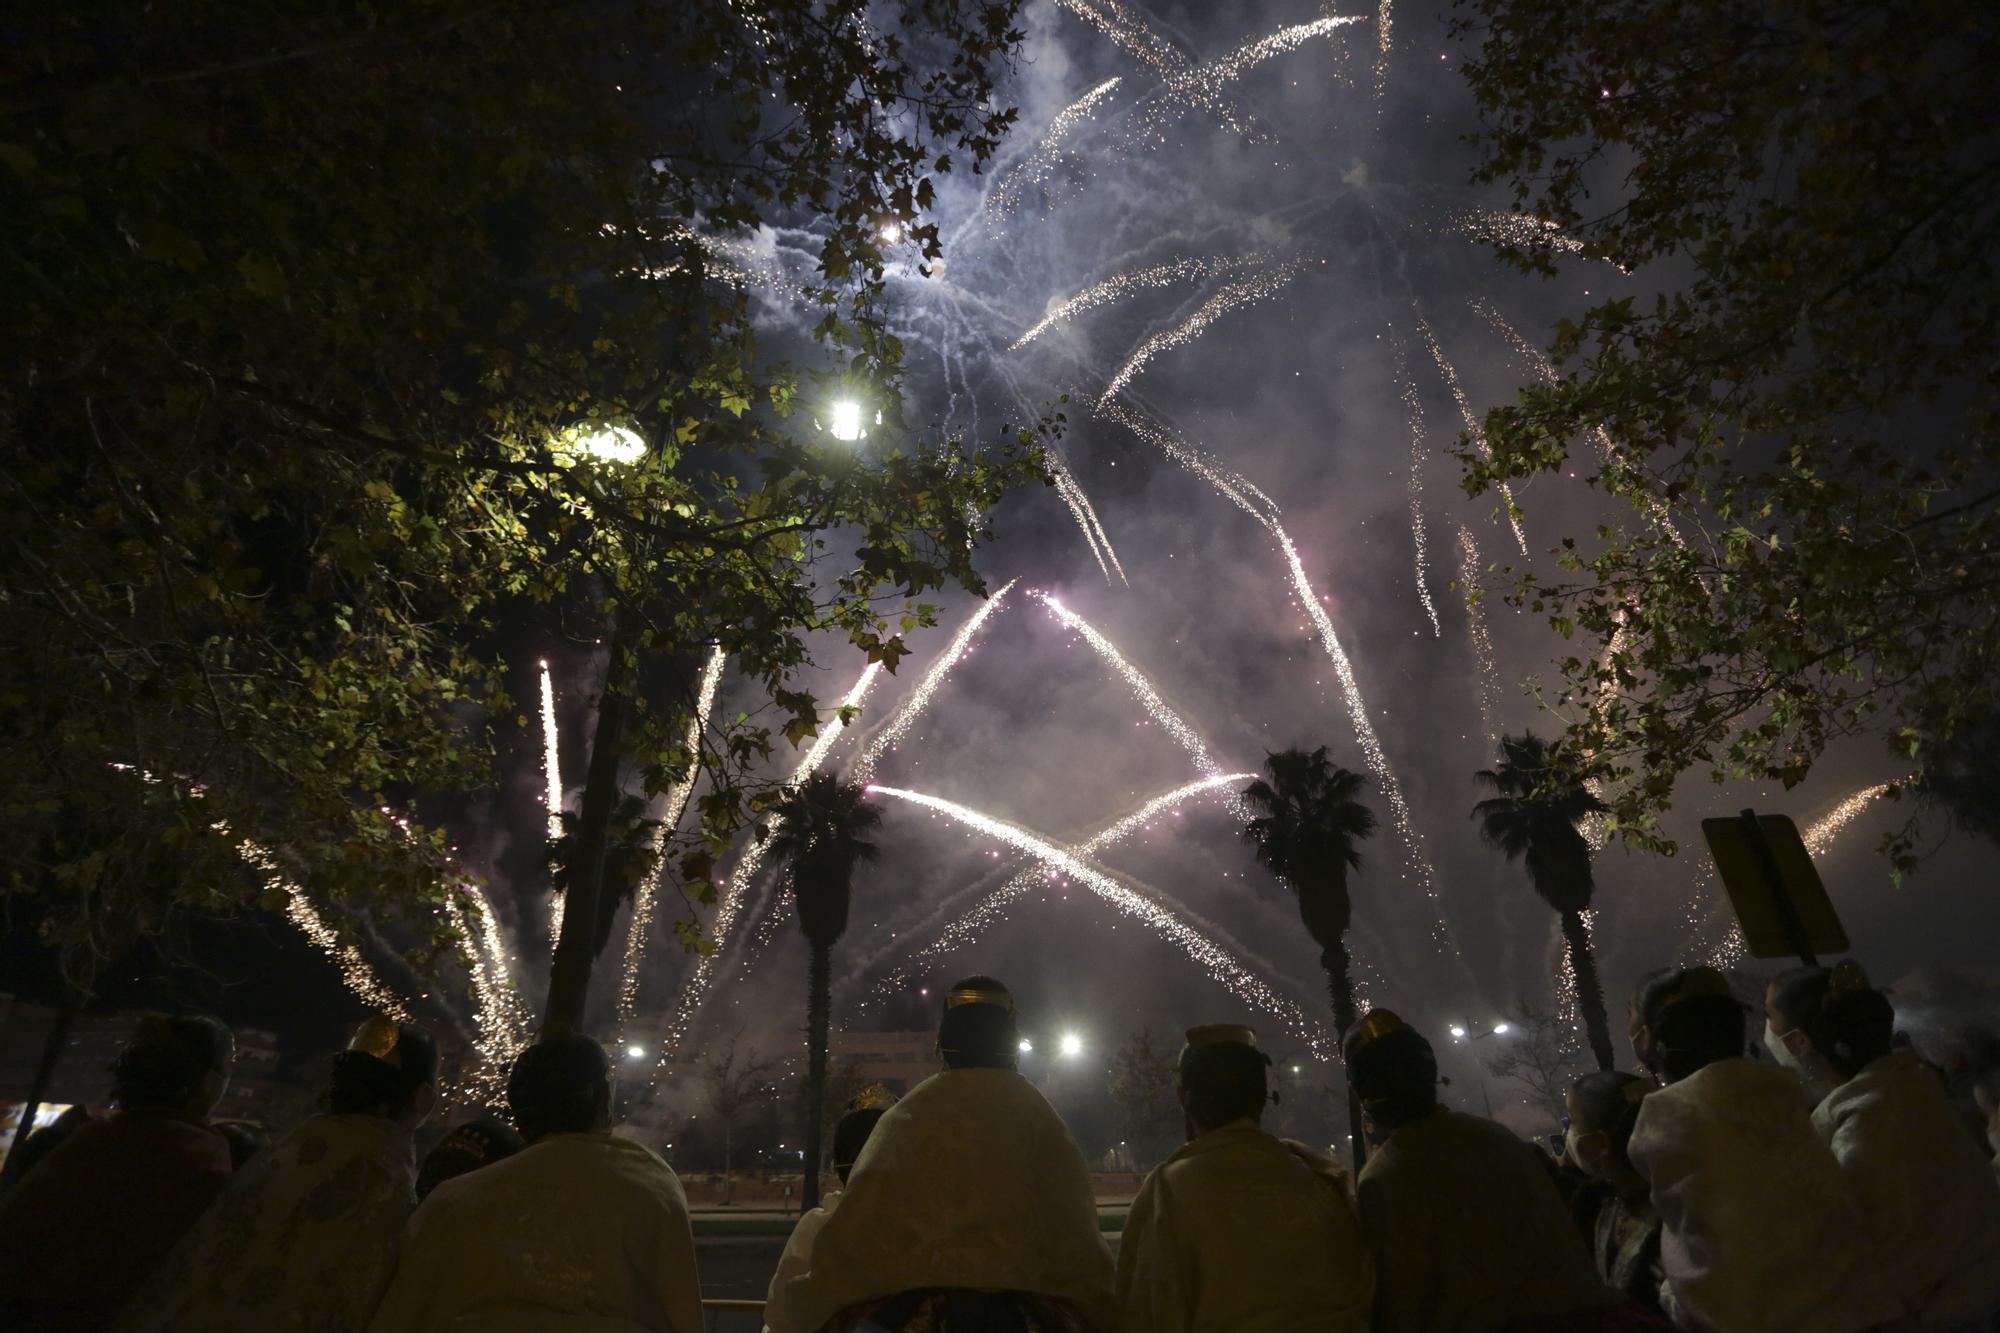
[801,941,831,1210]
[1560,910,1616,1071]
[1320,942,1368,1172]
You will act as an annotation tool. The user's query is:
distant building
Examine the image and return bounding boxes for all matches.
[830,1029,937,1095]
[0,996,288,1125]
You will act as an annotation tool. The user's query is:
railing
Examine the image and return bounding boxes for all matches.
[703,1297,768,1331]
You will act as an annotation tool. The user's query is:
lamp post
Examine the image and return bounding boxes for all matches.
[1447,1020,1514,1118]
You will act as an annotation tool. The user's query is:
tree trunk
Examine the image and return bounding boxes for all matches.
[801,941,831,1210]
[1,988,77,1188]
[1321,942,1368,1172]
[722,1118,733,1206]
[544,620,634,1034]
[1561,910,1617,1072]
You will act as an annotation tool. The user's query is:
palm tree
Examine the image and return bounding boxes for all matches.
[1241,746,1376,1167]
[767,772,882,1209]
[1473,732,1616,1071]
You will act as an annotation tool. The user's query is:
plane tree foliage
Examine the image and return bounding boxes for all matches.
[1452,0,2000,865]
[0,0,1045,988]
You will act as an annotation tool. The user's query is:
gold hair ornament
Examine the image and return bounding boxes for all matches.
[347,1015,403,1068]
[946,985,1014,1012]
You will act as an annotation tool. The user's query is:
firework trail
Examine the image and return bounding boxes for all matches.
[987,76,1123,219]
[850,581,1019,786]
[1052,0,1187,78]
[1146,16,1366,140]
[1372,0,1393,108]
[869,785,1329,1051]
[1049,459,1125,583]
[617,646,727,1032]
[1100,402,1464,968]
[652,661,884,1067]
[1457,527,1505,745]
[1012,255,1264,351]
[1098,262,1309,407]
[233,837,413,1022]
[540,661,566,947]
[1804,782,1900,856]
[1702,780,1904,968]
[1397,340,1442,636]
[1470,298,1685,548]
[1448,210,1611,264]
[1030,590,1224,780]
[1417,314,1530,557]
[908,773,1253,966]
[444,890,526,1096]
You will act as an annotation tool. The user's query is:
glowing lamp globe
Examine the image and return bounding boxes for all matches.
[1448,1025,1468,1039]
[625,1044,646,1061]
[560,424,646,464]
[1018,1038,1033,1054]
[1059,1032,1083,1058]
[827,399,866,442]
[1492,1023,1511,1036]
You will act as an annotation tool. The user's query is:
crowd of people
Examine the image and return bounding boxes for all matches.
[0,964,1996,1332]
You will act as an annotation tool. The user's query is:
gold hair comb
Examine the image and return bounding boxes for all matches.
[945,985,1014,1012]
[347,1015,403,1068]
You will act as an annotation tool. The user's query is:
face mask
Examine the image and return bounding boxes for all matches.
[1764,1020,1805,1072]
[1765,1021,1837,1103]
[1564,1124,1593,1174]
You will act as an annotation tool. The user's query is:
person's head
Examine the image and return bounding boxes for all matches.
[831,1084,898,1185]
[329,1016,439,1131]
[1344,1010,1438,1131]
[1633,967,1746,1083]
[507,1033,613,1143]
[211,1118,270,1169]
[1766,961,1895,1094]
[417,1116,526,1199]
[110,1014,234,1120]
[1177,1024,1271,1136]
[1564,1071,1651,1195]
[937,975,1019,1070]
[1626,966,1673,1072]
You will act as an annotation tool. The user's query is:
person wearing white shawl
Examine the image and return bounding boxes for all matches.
[1345,1010,1623,1333]
[761,1086,898,1333]
[763,976,1116,1333]
[1626,966,1901,1333]
[1115,1023,1371,1333]
[1767,962,2000,1330]
[117,1017,438,1333]
[367,1034,704,1333]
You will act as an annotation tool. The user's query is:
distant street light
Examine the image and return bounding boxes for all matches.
[1059,1032,1083,1059]
[625,1044,646,1061]
[1018,1038,1034,1054]
[1448,1021,1514,1044]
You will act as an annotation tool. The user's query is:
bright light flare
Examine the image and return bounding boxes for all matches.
[1059,1032,1084,1058]
[1449,1025,1468,1039]
[1492,1022,1511,1035]
[1018,1038,1034,1054]
[562,424,647,464]
[828,400,865,442]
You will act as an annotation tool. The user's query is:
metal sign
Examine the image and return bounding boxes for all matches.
[1700,809,1849,964]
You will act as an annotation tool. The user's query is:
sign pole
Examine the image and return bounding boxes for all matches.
[1738,808,1818,966]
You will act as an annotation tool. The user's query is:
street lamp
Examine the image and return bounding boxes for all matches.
[625,1044,646,1061]
[1448,1021,1513,1044]
[1018,1038,1034,1054]
[1059,1032,1083,1059]
[560,424,647,464]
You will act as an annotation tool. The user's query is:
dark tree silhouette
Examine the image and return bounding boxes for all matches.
[768,772,882,1209]
[695,1030,779,1206]
[1473,733,1616,1071]
[1241,746,1376,1167]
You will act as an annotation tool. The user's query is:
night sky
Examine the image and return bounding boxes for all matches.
[590,0,2000,1114]
[23,1,1992,1114]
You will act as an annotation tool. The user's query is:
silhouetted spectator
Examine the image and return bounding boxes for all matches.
[0,1014,234,1332]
